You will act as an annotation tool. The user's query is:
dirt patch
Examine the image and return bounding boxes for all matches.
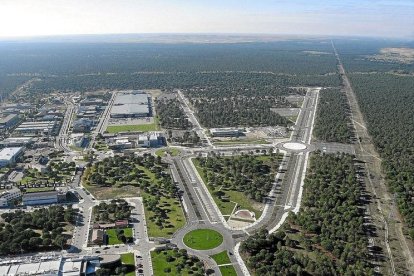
[367,48,414,64]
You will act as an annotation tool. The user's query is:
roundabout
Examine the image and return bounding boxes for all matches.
[283,142,307,150]
[183,229,223,250]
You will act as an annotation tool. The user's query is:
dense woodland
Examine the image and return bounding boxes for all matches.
[156,98,191,129]
[241,153,373,275]
[0,41,341,98]
[195,153,278,202]
[314,88,353,143]
[0,206,76,254]
[190,96,290,128]
[348,73,414,237]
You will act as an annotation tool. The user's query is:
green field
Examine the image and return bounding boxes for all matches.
[106,123,158,133]
[144,196,186,238]
[219,265,238,276]
[210,251,231,265]
[183,229,223,250]
[106,227,133,245]
[155,147,181,157]
[121,253,136,276]
[210,250,237,275]
[151,249,204,276]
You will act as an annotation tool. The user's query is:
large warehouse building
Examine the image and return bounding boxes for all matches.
[110,91,151,118]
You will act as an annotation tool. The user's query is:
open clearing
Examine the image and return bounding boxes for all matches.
[183,229,223,250]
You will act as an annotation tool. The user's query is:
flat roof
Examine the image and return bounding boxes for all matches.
[0,114,18,124]
[23,191,58,199]
[111,103,149,115]
[0,147,23,161]
[111,91,150,115]
[114,91,149,105]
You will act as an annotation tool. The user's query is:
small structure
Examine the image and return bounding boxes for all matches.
[91,229,104,245]
[0,188,22,207]
[71,133,88,148]
[0,147,23,167]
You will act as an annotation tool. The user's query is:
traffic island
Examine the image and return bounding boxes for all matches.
[183,229,223,250]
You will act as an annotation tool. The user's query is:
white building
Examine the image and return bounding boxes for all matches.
[0,188,22,207]
[137,132,164,148]
[0,147,23,167]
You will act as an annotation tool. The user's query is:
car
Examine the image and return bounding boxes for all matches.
[95,250,101,253]
[137,264,143,268]
[138,269,144,273]
[103,246,109,250]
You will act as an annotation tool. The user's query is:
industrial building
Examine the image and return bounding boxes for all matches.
[210,128,245,137]
[0,137,35,148]
[0,147,23,167]
[0,188,22,207]
[0,114,19,130]
[14,121,58,136]
[110,91,151,118]
[22,189,67,206]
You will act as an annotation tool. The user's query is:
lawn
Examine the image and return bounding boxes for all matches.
[106,227,133,245]
[121,253,136,276]
[144,196,186,238]
[155,147,180,157]
[210,251,231,265]
[106,117,160,133]
[151,249,204,276]
[183,229,223,250]
[219,265,238,276]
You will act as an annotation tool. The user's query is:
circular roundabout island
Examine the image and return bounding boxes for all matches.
[282,142,307,151]
[183,229,223,250]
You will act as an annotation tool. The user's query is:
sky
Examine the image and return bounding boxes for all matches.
[0,0,413,39]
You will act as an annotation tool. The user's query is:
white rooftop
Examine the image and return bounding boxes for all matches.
[0,147,23,161]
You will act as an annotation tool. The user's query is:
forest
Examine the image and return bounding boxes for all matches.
[241,153,373,275]
[156,98,191,129]
[190,96,290,128]
[313,88,353,143]
[194,153,278,202]
[348,73,414,237]
[0,205,76,254]
[0,40,342,98]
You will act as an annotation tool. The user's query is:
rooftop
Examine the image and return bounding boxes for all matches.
[0,147,23,161]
